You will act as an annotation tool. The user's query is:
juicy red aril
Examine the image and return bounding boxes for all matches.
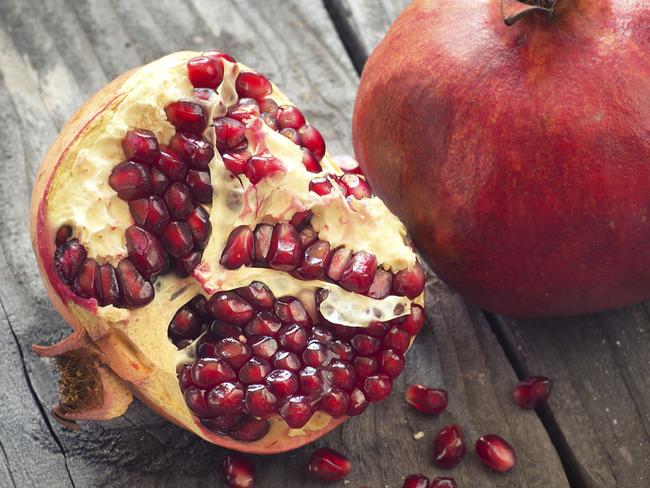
[327,247,352,281]
[72,258,99,298]
[274,296,312,326]
[245,311,281,336]
[187,56,223,89]
[366,321,389,337]
[239,358,271,384]
[201,413,242,434]
[161,221,193,258]
[339,251,378,294]
[289,210,312,230]
[250,336,278,359]
[207,381,245,414]
[302,341,327,367]
[431,478,456,488]
[191,358,236,388]
[348,388,369,416]
[175,251,200,277]
[122,129,159,164]
[259,98,278,114]
[186,205,211,249]
[236,281,275,310]
[221,454,255,488]
[178,364,192,390]
[184,387,213,417]
[329,340,354,361]
[294,240,331,280]
[309,177,334,196]
[353,356,378,379]
[215,117,246,152]
[278,324,308,352]
[165,100,207,133]
[351,334,381,356]
[221,225,254,269]
[299,226,318,248]
[384,326,411,355]
[328,360,356,390]
[222,149,251,175]
[307,448,351,482]
[156,147,188,181]
[299,367,322,395]
[210,321,243,339]
[276,105,306,130]
[125,225,166,278]
[209,292,255,326]
[129,195,170,235]
[378,349,404,378]
[253,223,273,265]
[512,376,553,409]
[405,384,448,415]
[109,161,151,200]
[280,127,302,145]
[55,239,87,283]
[150,166,170,195]
[319,389,349,418]
[204,50,236,64]
[228,98,260,122]
[55,225,72,246]
[298,125,326,161]
[433,424,465,469]
[368,269,393,299]
[168,306,202,342]
[169,132,214,170]
[403,474,430,488]
[340,173,371,200]
[260,112,278,130]
[265,369,299,397]
[279,395,312,428]
[399,304,425,335]
[363,374,393,402]
[301,148,321,173]
[229,416,270,442]
[236,71,272,100]
[116,259,154,307]
[267,223,302,271]
[475,434,517,472]
[97,264,120,306]
[393,262,426,298]
[246,154,285,183]
[273,351,301,371]
[164,182,194,220]
[245,384,277,416]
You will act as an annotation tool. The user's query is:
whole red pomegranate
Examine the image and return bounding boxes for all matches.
[31,51,425,454]
[353,0,650,317]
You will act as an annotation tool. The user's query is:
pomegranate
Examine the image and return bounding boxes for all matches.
[30,51,425,454]
[475,434,517,472]
[353,0,650,317]
[512,376,553,409]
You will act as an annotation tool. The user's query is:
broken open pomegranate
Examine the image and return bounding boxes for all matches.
[30,51,424,454]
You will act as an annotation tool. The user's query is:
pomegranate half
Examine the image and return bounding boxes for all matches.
[353,0,650,317]
[30,51,424,454]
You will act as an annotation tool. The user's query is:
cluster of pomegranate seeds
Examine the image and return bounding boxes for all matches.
[432,424,466,469]
[512,376,553,409]
[221,454,255,488]
[475,434,517,472]
[405,384,448,415]
[307,447,351,482]
[172,280,423,440]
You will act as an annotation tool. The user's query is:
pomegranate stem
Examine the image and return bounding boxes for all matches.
[501,0,559,26]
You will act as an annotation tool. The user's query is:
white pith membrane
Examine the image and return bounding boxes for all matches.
[41,51,423,449]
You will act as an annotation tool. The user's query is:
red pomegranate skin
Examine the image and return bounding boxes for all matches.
[353,0,650,317]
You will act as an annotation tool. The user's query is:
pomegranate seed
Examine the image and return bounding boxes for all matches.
[266,223,302,271]
[299,366,322,395]
[184,387,213,417]
[431,478,456,488]
[334,154,363,175]
[299,226,318,248]
[340,174,371,199]
[72,258,99,298]
[309,177,334,196]
[209,292,255,325]
[165,100,207,133]
[246,154,285,184]
[249,336,278,359]
[329,340,354,361]
[221,226,254,269]
[289,210,312,230]
[351,334,381,356]
[512,376,553,409]
[432,424,465,468]
[245,384,277,416]
[222,149,251,175]
[201,413,242,434]
[97,264,120,306]
[275,297,312,327]
[259,98,278,114]
[210,321,242,339]
[178,364,193,390]
[253,223,273,265]
[366,321,389,337]
[298,125,326,161]
[204,50,236,64]
[311,326,333,343]
[125,226,166,278]
[174,252,200,278]
[239,358,271,385]
[278,324,308,352]
[164,182,194,220]
[128,196,170,235]
[186,205,211,249]
[302,340,327,367]
[150,166,170,195]
[405,385,448,415]
[384,326,411,355]
[393,262,426,298]
[327,247,352,281]
[155,147,188,181]
[55,225,71,246]
[332,175,350,196]
[228,98,260,122]
[403,474,430,488]
[378,349,404,378]
[215,117,247,152]
[476,434,517,472]
[399,304,425,335]
[115,259,154,307]
[245,311,281,336]
[236,71,272,100]
[207,381,245,414]
[169,132,214,170]
[55,239,87,284]
[307,448,351,482]
[280,395,312,428]
[353,356,378,379]
[273,351,301,371]
[108,161,151,200]
[347,388,369,416]
[194,87,216,101]
[191,358,236,388]
[189,295,210,319]
[260,111,278,130]
[168,307,202,342]
[276,105,306,130]
[265,369,299,398]
[319,389,349,418]
[122,129,159,164]
[301,148,321,173]
[187,56,223,89]
[363,374,393,402]
[161,221,193,258]
[221,454,255,488]
[339,251,378,294]
[367,269,393,299]
[294,240,331,280]
[236,281,275,310]
[280,127,302,145]
[229,416,270,442]
[328,360,356,391]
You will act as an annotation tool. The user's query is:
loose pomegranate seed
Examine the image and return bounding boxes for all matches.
[221,454,255,488]
[245,384,277,416]
[294,240,331,280]
[245,311,282,336]
[184,387,213,417]
[228,98,260,122]
[115,258,154,307]
[221,226,254,269]
[249,336,278,359]
[128,195,170,235]
[246,154,286,184]
[186,205,211,249]
[279,395,313,428]
[125,225,166,279]
[475,434,517,472]
[405,385,448,415]
[191,358,236,388]
[393,262,426,298]
[399,304,425,335]
[259,98,278,114]
[432,424,465,469]
[72,258,99,298]
[384,326,411,355]
[265,369,299,397]
[298,125,326,161]
[273,351,301,371]
[299,366,323,395]
[187,56,223,89]
[430,478,456,488]
[403,474,430,488]
[260,111,278,130]
[55,225,72,246]
[168,306,202,342]
[207,381,245,414]
[161,221,194,258]
[266,223,302,271]
[150,166,170,195]
[378,349,404,378]
[280,127,302,145]
[209,292,255,326]
[512,376,553,409]
[236,281,275,310]
[253,223,273,265]
[327,247,352,281]
[97,264,120,306]
[347,388,369,416]
[229,416,270,442]
[353,356,378,379]
[301,148,321,173]
[276,105,306,130]
[339,251,378,294]
[169,132,214,170]
[108,161,151,200]
[367,269,393,299]
[239,357,271,385]
[164,182,194,220]
[236,71,272,100]
[340,174,371,199]
[222,149,251,175]
[155,147,188,181]
[275,297,312,326]
[302,340,327,367]
[363,374,393,402]
[165,100,207,133]
[122,129,159,164]
[307,448,351,482]
[309,176,334,196]
[55,239,87,283]
[215,117,247,153]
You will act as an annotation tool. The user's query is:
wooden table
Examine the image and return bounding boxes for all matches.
[1,1,647,486]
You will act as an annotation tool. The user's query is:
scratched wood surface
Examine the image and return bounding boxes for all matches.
[0,0,620,486]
